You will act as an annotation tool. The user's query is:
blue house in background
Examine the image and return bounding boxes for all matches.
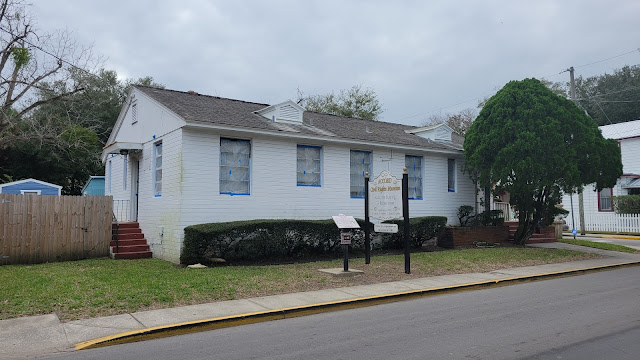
[0,178,62,195]
[81,176,105,196]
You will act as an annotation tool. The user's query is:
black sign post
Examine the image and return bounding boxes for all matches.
[364,172,371,264]
[341,232,351,271]
[402,167,410,274]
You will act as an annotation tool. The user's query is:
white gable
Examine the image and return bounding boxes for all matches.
[255,100,305,124]
[405,123,453,142]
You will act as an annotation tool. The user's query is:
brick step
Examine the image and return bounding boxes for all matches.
[112,222,140,230]
[115,228,142,235]
[527,238,556,244]
[112,244,150,253]
[113,232,144,240]
[110,239,148,247]
[112,251,153,260]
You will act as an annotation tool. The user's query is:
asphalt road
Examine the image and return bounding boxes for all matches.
[45,267,640,360]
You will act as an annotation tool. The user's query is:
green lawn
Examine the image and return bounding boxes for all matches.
[0,247,599,321]
[560,238,640,253]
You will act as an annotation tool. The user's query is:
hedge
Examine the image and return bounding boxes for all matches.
[180,216,447,265]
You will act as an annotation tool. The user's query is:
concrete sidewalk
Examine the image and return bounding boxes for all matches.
[2,243,640,360]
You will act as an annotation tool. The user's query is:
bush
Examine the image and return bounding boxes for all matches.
[180,216,447,264]
[613,195,640,214]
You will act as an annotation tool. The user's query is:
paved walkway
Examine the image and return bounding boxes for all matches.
[2,243,640,360]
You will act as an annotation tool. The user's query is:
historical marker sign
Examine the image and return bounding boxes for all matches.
[368,170,403,220]
[332,214,360,229]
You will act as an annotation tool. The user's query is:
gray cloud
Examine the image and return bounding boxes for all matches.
[32,0,640,125]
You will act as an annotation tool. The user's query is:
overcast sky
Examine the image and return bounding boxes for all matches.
[31,0,640,126]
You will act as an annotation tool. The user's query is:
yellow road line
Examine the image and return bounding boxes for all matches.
[75,261,640,351]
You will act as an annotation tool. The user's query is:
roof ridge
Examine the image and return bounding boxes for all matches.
[134,85,271,107]
[305,109,418,128]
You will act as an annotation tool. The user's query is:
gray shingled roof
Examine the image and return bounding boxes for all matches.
[136,86,463,152]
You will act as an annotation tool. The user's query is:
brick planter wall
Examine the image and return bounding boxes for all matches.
[437,226,510,249]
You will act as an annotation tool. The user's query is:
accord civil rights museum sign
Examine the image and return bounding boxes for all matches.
[368,170,403,221]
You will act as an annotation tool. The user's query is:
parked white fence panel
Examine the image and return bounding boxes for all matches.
[582,213,640,233]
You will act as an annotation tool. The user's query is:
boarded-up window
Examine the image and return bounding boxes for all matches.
[406,155,423,199]
[220,138,251,195]
[448,159,456,192]
[297,145,321,186]
[350,150,372,198]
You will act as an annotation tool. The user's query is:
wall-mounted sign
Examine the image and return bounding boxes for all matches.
[374,223,399,233]
[368,170,402,220]
[340,232,352,245]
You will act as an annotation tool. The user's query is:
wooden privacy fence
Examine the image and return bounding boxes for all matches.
[0,194,113,265]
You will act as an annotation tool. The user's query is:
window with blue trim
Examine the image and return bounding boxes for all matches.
[297,145,321,186]
[448,158,456,192]
[350,150,372,198]
[154,142,162,196]
[220,138,251,195]
[405,155,423,199]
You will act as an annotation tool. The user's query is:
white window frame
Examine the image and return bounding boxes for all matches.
[598,188,613,212]
[153,142,162,197]
[20,190,41,195]
[350,150,372,198]
[297,145,322,187]
[220,138,251,195]
[448,158,456,192]
[406,155,423,200]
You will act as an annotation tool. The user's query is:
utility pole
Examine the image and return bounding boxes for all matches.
[568,66,586,235]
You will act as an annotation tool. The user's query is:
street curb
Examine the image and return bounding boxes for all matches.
[601,235,640,240]
[75,260,640,351]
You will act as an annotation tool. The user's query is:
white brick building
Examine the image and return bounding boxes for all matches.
[103,86,477,263]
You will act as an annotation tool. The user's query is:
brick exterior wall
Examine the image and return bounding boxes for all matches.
[437,226,510,248]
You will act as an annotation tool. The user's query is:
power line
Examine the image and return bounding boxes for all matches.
[575,48,640,69]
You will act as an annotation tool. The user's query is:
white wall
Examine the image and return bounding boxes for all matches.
[620,137,640,175]
[174,128,476,262]
[111,89,185,146]
[561,180,624,231]
[104,154,133,221]
[136,129,184,262]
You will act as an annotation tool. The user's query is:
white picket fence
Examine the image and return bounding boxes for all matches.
[581,213,640,233]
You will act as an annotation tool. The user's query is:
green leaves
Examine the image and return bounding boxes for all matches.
[300,84,383,120]
[10,47,29,69]
[463,78,622,244]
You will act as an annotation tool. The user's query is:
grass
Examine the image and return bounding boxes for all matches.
[0,247,600,322]
[560,238,640,253]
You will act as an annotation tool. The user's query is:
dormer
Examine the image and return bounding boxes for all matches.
[255,100,305,124]
[405,123,453,142]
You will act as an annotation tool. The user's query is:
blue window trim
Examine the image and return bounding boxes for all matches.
[220,137,251,196]
[297,145,322,187]
[406,155,423,200]
[350,149,372,199]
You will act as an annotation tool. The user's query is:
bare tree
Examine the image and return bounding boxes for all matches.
[422,108,477,136]
[0,0,96,149]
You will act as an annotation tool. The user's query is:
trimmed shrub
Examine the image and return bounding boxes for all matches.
[180,216,447,264]
[613,195,640,214]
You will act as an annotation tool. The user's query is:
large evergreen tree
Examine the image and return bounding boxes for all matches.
[464,78,622,244]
